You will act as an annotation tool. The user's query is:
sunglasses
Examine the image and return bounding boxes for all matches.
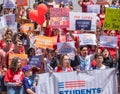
[6,40,12,43]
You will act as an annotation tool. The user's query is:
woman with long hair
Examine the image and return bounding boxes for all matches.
[4,57,24,94]
[55,54,73,72]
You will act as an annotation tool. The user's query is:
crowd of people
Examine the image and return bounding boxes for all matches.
[0,0,120,94]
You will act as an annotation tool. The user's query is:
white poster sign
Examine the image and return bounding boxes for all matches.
[4,0,15,8]
[70,12,97,31]
[1,14,15,27]
[79,34,97,45]
[100,35,118,48]
[87,5,100,14]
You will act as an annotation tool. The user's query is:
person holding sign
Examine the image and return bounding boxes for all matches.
[4,57,24,94]
[74,46,94,71]
[78,0,94,12]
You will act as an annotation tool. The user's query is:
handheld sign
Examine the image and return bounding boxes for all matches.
[79,34,97,45]
[16,0,28,6]
[103,8,120,30]
[4,0,15,8]
[87,5,100,14]
[28,56,41,67]
[1,14,15,27]
[9,54,28,67]
[50,8,69,28]
[70,12,97,31]
[100,35,118,48]
[35,36,55,49]
[57,41,75,54]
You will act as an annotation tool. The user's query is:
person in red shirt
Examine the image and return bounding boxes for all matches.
[4,57,24,94]
[55,54,73,72]
[78,0,94,12]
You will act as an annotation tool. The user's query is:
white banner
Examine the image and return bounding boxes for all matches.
[79,34,97,45]
[69,12,97,31]
[36,68,118,94]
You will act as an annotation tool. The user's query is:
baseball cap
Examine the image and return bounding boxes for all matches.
[22,65,31,72]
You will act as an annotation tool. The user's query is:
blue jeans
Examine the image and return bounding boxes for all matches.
[7,86,23,94]
[0,75,7,92]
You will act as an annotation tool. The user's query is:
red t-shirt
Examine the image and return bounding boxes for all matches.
[55,66,73,72]
[4,69,24,82]
[0,40,6,49]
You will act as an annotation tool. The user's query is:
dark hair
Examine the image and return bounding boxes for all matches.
[94,53,103,59]
[101,49,110,54]
[79,46,88,51]
[14,39,22,45]
[9,57,21,72]
[27,48,35,57]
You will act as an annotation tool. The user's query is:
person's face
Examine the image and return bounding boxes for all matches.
[5,39,12,46]
[102,49,109,58]
[6,31,12,36]
[29,49,35,56]
[62,55,70,67]
[16,42,23,48]
[17,34,22,38]
[25,70,32,77]
[80,47,88,57]
[109,30,116,36]
[96,56,103,64]
[16,59,22,70]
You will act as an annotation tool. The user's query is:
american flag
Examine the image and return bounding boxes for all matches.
[58,80,85,88]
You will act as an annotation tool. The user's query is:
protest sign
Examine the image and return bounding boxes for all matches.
[70,12,97,31]
[100,35,118,48]
[54,0,72,5]
[16,18,31,23]
[28,56,41,67]
[9,54,28,67]
[57,41,75,54]
[97,0,109,4]
[103,8,120,30]
[16,0,28,6]
[36,68,118,94]
[1,14,15,27]
[87,5,100,14]
[0,1,3,4]
[35,36,55,49]
[79,34,97,45]
[4,0,15,8]
[52,35,66,45]
[20,23,34,34]
[50,8,69,28]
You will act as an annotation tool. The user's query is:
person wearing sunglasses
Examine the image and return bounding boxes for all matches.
[0,37,14,94]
